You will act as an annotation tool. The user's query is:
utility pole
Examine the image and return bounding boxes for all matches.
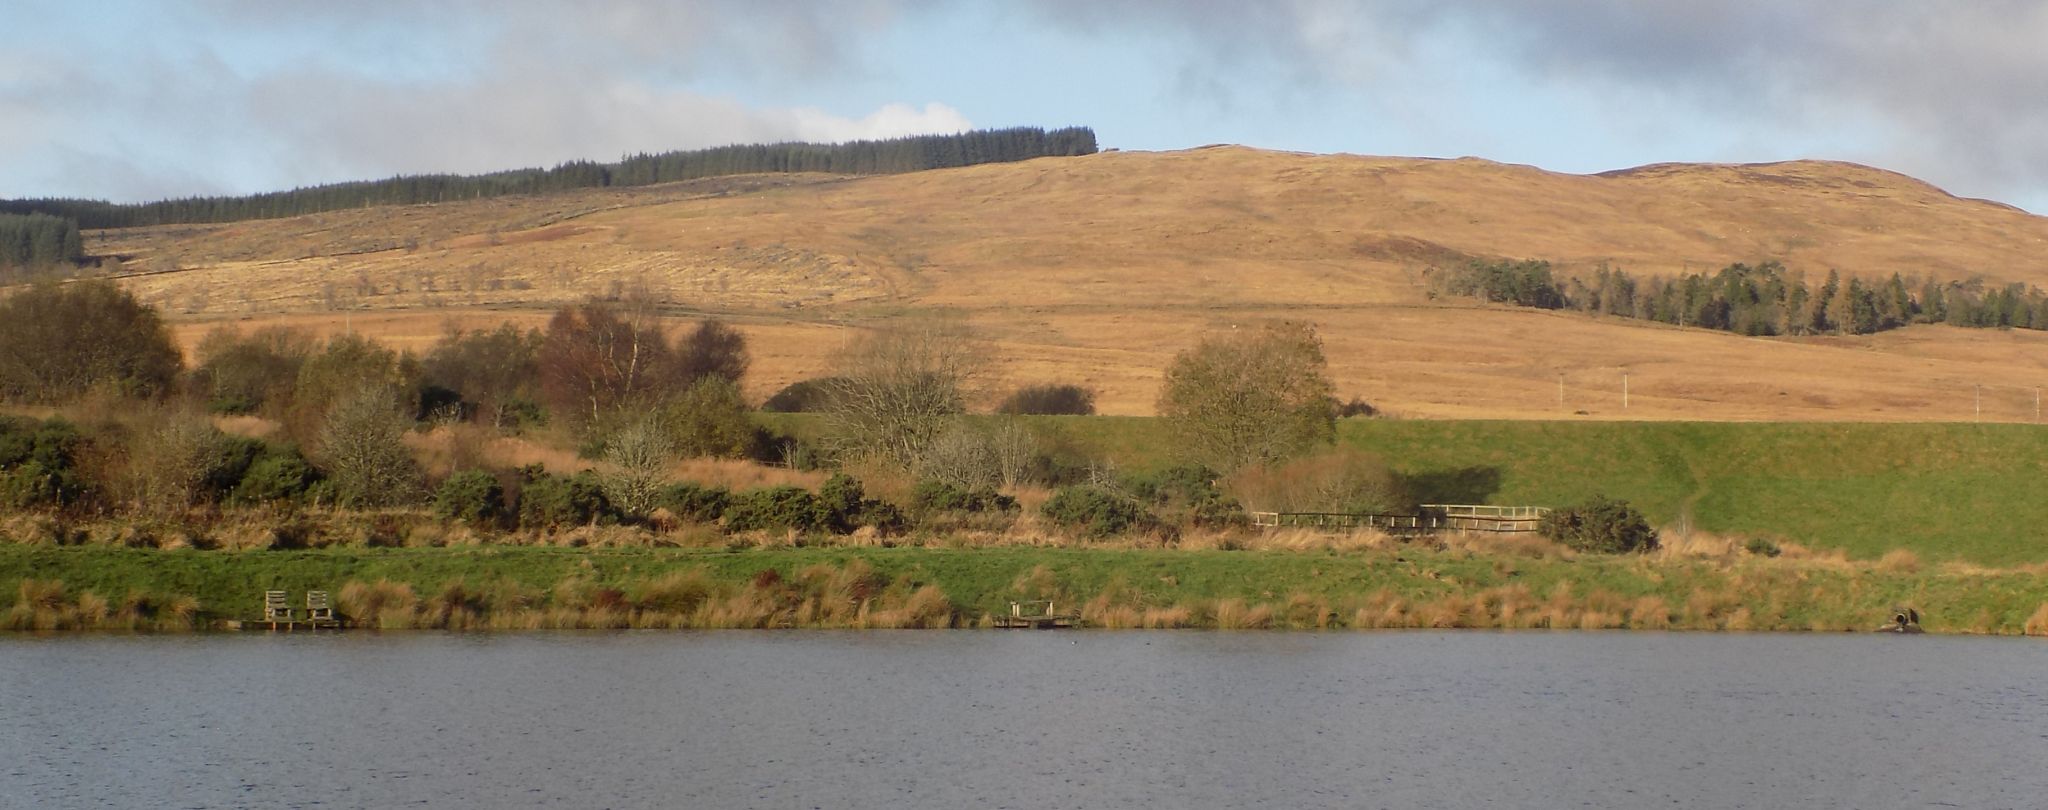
[1623,372,1631,410]
[1558,374,1566,410]
[2036,387,2041,423]
[1975,384,1982,422]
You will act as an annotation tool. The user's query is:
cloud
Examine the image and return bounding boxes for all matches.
[1026,1,2048,207]
[1,0,958,201]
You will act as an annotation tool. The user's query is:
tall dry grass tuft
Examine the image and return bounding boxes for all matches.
[633,570,714,615]
[339,579,419,628]
[1876,548,1922,574]
[1629,596,1673,630]
[2023,603,2048,636]
[1211,598,1274,630]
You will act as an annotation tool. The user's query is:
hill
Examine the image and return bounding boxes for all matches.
[70,146,2048,420]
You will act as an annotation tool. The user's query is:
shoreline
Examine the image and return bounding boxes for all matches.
[8,544,2046,636]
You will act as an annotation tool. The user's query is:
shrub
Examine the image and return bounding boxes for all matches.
[761,377,845,413]
[0,280,182,403]
[1158,321,1336,472]
[909,479,1016,519]
[316,386,425,508]
[660,376,753,458]
[1041,485,1152,539]
[816,473,905,534]
[295,334,419,419]
[230,444,321,505]
[1538,496,1660,554]
[434,470,506,526]
[722,486,824,533]
[656,482,731,524]
[517,468,614,529]
[997,383,1096,415]
[675,319,749,385]
[1223,447,1412,515]
[1333,396,1378,418]
[600,417,674,518]
[1744,537,1782,558]
[420,324,543,429]
[1122,465,1246,528]
[0,417,89,509]
[192,327,313,415]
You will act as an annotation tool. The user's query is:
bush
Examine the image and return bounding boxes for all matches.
[0,417,89,509]
[192,327,313,415]
[420,324,543,429]
[434,470,506,526]
[997,383,1096,415]
[1333,396,1378,418]
[0,280,182,403]
[315,386,425,508]
[656,482,731,524]
[1538,496,1660,554]
[1223,447,1412,515]
[1041,485,1152,539]
[516,467,614,529]
[1122,465,1245,528]
[660,376,754,458]
[816,473,905,534]
[722,486,824,533]
[761,377,845,413]
[230,445,321,505]
[1744,537,1782,558]
[1158,321,1336,472]
[909,479,1016,518]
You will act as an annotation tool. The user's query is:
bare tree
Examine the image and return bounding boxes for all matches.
[317,386,424,508]
[601,416,675,518]
[537,301,676,426]
[821,319,987,469]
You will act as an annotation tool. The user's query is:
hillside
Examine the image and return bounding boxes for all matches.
[77,146,2048,420]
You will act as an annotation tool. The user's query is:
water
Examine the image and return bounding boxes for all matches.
[3,631,2044,809]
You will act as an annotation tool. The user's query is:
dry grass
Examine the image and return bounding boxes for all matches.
[92,147,2048,422]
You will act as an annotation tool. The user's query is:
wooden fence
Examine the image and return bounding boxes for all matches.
[1249,504,1551,534]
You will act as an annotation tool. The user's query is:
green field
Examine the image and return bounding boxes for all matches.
[5,544,2046,634]
[1009,417,2048,565]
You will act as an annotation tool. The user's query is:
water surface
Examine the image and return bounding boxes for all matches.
[3,631,2044,809]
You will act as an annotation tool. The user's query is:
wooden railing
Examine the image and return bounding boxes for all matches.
[1250,504,1550,534]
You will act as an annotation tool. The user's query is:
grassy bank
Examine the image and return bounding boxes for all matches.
[1011,417,2048,566]
[6,543,2046,635]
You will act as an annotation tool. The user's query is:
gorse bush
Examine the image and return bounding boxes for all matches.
[1041,485,1153,539]
[1539,496,1660,554]
[722,486,825,533]
[1121,465,1246,528]
[656,482,731,524]
[230,445,321,505]
[517,467,614,529]
[997,383,1096,415]
[0,417,88,509]
[908,480,1017,519]
[816,473,906,534]
[434,470,507,527]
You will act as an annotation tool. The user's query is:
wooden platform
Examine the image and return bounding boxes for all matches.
[223,619,343,632]
[992,600,1079,629]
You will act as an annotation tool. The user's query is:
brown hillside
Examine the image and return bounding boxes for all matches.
[85,147,2048,421]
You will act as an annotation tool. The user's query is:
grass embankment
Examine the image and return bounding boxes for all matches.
[6,543,2047,635]
[1011,417,2048,566]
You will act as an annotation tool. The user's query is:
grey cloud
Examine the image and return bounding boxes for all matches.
[1029,0,2048,207]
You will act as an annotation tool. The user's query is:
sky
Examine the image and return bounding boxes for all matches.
[5,1,2048,212]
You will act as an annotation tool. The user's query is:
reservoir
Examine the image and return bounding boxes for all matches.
[4,632,2044,809]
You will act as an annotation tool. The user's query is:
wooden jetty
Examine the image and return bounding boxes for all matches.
[992,600,1079,629]
[224,589,342,631]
